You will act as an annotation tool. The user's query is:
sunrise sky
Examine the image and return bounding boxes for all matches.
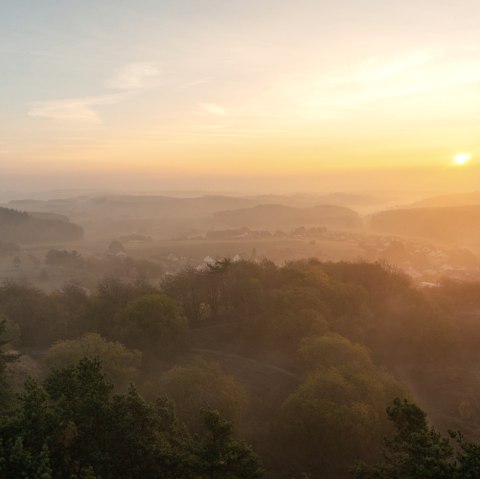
[1,0,479,192]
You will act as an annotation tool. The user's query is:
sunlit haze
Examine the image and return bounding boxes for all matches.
[454,152,472,166]
[1,0,480,193]
[4,5,480,477]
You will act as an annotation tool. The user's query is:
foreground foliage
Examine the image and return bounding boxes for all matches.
[3,260,480,477]
[354,398,480,479]
[0,358,263,479]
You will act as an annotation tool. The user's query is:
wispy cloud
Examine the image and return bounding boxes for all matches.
[346,51,436,84]
[193,123,283,139]
[28,94,126,122]
[194,102,228,116]
[278,49,464,113]
[105,62,160,90]
[29,61,159,122]
[176,77,210,91]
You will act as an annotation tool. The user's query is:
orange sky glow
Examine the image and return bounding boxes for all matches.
[1,1,479,192]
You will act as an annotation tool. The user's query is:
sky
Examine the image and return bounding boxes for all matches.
[1,0,480,193]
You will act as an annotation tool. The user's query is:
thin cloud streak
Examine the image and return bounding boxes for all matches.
[176,77,210,91]
[28,61,159,123]
[280,48,480,114]
[194,102,228,116]
[105,62,160,90]
[28,94,127,123]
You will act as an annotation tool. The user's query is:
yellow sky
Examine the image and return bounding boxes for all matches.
[1,1,480,191]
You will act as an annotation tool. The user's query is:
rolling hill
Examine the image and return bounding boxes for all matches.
[212,204,362,230]
[371,205,480,243]
[0,207,83,244]
[406,191,480,209]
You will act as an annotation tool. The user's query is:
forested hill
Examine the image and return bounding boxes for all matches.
[0,207,83,243]
[212,204,362,229]
[370,205,480,243]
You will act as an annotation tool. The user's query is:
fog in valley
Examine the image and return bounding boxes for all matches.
[2,184,480,291]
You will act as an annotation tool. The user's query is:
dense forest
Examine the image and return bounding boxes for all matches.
[0,207,84,244]
[2,259,480,477]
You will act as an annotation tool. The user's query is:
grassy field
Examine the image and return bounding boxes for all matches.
[127,237,364,263]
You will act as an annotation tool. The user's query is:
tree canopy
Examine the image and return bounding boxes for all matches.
[0,358,264,479]
[354,398,480,479]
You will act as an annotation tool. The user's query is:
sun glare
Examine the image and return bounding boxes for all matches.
[453,152,472,166]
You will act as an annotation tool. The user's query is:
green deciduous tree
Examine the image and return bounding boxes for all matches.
[160,358,248,432]
[272,334,405,478]
[44,333,141,391]
[114,293,187,359]
[0,358,263,478]
[0,282,63,347]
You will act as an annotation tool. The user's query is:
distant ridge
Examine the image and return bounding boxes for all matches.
[245,193,377,209]
[371,205,480,243]
[407,191,480,208]
[6,194,371,222]
[212,204,362,229]
[6,195,258,219]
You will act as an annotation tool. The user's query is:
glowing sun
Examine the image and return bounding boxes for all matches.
[453,152,472,166]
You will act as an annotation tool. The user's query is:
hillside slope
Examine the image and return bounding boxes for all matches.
[0,207,83,244]
[409,191,480,208]
[371,205,480,242]
[212,204,362,230]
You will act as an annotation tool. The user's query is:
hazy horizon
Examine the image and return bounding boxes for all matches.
[4,4,480,477]
[1,164,479,200]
